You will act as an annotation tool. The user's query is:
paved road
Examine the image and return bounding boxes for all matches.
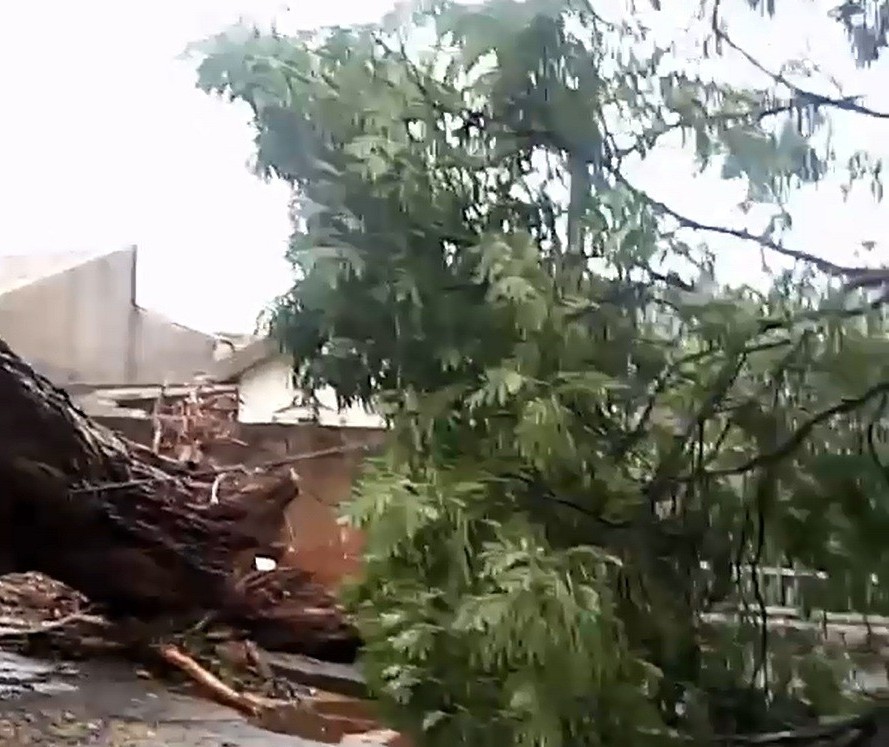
[0,651,327,745]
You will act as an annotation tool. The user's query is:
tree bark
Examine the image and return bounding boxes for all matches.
[0,337,295,623]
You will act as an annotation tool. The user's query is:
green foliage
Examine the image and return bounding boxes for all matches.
[192,1,889,744]
[343,467,664,746]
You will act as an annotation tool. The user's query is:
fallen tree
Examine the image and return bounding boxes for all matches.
[0,336,358,661]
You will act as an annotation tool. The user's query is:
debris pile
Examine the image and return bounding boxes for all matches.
[0,573,87,643]
[149,383,241,465]
[0,573,85,625]
[240,568,360,663]
[141,376,361,663]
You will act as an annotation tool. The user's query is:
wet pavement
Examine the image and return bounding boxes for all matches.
[0,651,328,745]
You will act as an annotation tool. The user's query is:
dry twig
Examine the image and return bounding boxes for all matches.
[157,643,272,716]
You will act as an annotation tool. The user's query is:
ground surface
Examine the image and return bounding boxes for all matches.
[0,651,325,746]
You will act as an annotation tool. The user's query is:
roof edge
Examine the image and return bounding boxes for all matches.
[211,337,280,382]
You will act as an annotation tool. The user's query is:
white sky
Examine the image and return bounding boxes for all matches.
[0,0,887,333]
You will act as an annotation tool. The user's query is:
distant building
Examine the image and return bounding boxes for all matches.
[212,337,386,428]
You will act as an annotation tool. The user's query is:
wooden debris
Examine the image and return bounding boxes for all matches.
[0,612,108,640]
[0,334,287,619]
[157,643,272,716]
[157,643,373,744]
[0,336,384,744]
[149,384,243,466]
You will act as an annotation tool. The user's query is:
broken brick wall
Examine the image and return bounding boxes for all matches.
[98,417,385,590]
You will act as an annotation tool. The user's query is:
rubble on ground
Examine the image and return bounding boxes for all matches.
[0,574,85,631]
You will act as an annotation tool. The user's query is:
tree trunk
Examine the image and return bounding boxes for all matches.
[0,337,295,623]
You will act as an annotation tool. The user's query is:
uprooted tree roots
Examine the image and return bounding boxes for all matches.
[0,336,359,658]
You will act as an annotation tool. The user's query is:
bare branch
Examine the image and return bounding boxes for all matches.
[612,169,877,278]
[711,0,889,121]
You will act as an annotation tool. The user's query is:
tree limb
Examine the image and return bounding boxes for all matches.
[706,381,889,478]
[157,644,273,716]
[711,0,889,121]
[612,169,874,278]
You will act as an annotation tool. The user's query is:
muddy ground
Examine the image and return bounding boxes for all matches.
[0,650,327,746]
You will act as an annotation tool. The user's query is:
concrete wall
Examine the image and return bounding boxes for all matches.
[132,308,217,384]
[0,247,216,386]
[0,249,135,385]
[238,356,301,423]
[238,355,386,429]
[101,417,386,589]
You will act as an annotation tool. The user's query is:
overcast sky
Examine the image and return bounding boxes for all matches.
[0,0,887,333]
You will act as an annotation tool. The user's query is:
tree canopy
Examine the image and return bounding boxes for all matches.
[192,1,889,744]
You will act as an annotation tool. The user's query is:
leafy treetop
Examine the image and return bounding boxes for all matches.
[193,1,889,744]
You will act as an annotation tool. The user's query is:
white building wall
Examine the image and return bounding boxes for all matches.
[237,355,386,428]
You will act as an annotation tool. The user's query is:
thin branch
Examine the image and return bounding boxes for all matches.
[506,472,633,528]
[703,331,813,469]
[608,2,889,284]
[613,102,797,163]
[156,644,273,716]
[645,346,752,507]
[749,465,774,690]
[707,380,889,477]
[68,442,378,495]
[711,0,889,121]
[612,169,874,278]
[615,338,792,461]
[383,11,888,288]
